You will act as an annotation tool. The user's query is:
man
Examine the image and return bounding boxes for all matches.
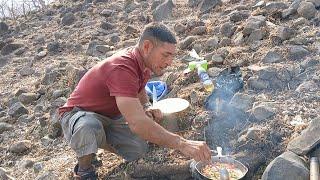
[59,23,211,179]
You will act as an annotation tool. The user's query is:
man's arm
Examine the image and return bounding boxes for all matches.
[116,96,211,162]
[137,89,150,106]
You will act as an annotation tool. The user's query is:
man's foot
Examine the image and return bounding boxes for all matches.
[73,164,98,180]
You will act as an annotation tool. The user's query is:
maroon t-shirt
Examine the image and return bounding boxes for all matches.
[59,47,151,118]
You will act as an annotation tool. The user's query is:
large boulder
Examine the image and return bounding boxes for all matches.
[287,118,320,155]
[261,151,309,180]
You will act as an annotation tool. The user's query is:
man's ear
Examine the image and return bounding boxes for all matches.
[142,40,154,56]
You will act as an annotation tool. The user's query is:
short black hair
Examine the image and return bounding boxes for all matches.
[138,23,177,46]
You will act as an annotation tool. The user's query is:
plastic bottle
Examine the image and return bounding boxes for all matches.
[197,66,214,92]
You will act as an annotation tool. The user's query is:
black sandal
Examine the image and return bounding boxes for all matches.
[73,164,98,180]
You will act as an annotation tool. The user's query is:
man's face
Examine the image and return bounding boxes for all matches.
[145,41,176,76]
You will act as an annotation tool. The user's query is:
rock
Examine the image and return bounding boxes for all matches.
[253,1,265,8]
[35,51,47,60]
[290,0,302,10]
[188,0,202,7]
[35,171,58,180]
[300,58,319,69]
[190,91,198,105]
[251,102,276,121]
[198,0,222,14]
[308,0,320,8]
[219,37,231,47]
[0,167,14,180]
[205,37,219,49]
[191,26,206,35]
[19,159,34,169]
[41,135,54,146]
[207,67,223,77]
[292,17,309,27]
[277,26,295,41]
[19,66,35,76]
[297,2,316,19]
[18,115,34,123]
[233,32,245,45]
[295,81,319,92]
[262,51,283,63]
[125,25,138,34]
[9,140,31,153]
[41,71,59,85]
[230,93,254,111]
[100,9,113,17]
[8,102,28,118]
[52,89,66,99]
[265,2,288,12]
[211,54,224,63]
[282,8,296,19]
[258,67,277,80]
[153,0,174,21]
[18,93,40,105]
[100,21,114,30]
[0,22,9,35]
[0,122,13,134]
[86,41,106,57]
[261,151,309,180]
[245,127,262,140]
[14,88,28,97]
[192,43,202,54]
[1,43,24,56]
[109,33,120,44]
[229,10,250,22]
[287,46,310,61]
[247,29,265,43]
[220,22,236,37]
[151,0,162,10]
[179,36,196,50]
[61,12,76,26]
[52,97,67,107]
[33,162,44,173]
[47,42,60,54]
[243,15,266,36]
[174,23,186,34]
[0,40,5,50]
[287,117,320,155]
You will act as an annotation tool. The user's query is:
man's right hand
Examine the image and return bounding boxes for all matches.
[178,138,212,162]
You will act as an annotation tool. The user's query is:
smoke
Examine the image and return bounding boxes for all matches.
[204,66,247,152]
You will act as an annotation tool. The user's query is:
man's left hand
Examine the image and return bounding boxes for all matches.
[145,108,163,124]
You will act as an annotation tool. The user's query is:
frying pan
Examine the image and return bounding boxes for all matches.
[194,147,248,180]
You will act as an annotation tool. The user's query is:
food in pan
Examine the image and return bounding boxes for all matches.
[201,162,243,180]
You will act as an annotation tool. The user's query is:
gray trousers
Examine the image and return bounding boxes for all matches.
[60,108,148,161]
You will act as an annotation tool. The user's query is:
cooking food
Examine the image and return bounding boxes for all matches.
[201,162,243,180]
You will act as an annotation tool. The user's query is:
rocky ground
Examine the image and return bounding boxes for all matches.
[0,0,319,179]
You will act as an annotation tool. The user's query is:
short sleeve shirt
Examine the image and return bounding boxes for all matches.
[59,47,151,118]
